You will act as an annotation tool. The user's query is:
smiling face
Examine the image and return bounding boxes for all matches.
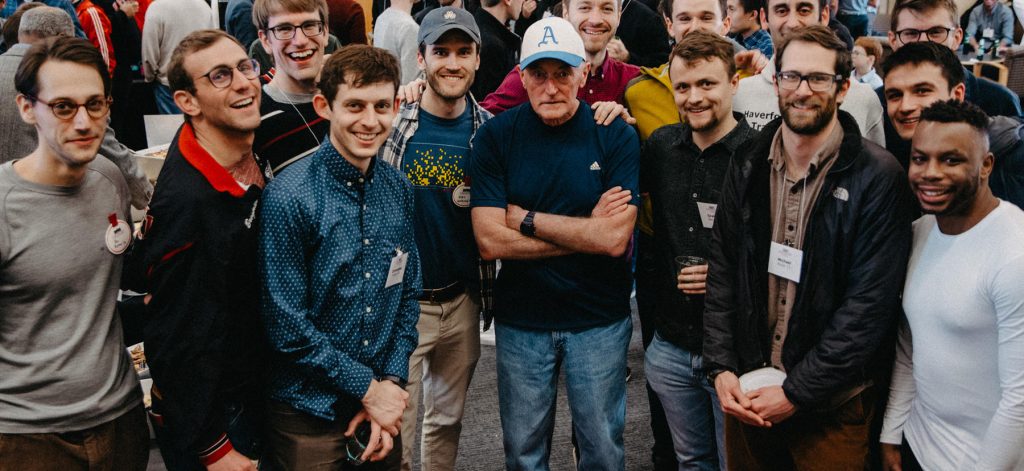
[176,37,262,135]
[909,120,993,218]
[667,0,731,43]
[775,41,848,135]
[670,55,737,134]
[564,0,619,56]
[18,60,108,169]
[884,63,965,141]
[890,7,962,51]
[259,9,328,93]
[419,31,479,102]
[763,0,826,45]
[313,76,397,170]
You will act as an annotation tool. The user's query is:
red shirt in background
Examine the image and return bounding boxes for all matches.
[479,55,640,115]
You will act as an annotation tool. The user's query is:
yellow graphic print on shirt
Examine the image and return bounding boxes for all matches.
[404,146,465,188]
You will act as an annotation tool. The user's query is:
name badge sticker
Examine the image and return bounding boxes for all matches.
[385,249,409,288]
[105,213,131,255]
[768,241,802,283]
[983,27,995,39]
[696,202,718,229]
[452,183,471,208]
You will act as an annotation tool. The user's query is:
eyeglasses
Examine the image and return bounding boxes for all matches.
[196,59,260,89]
[523,67,576,86]
[27,95,111,120]
[895,26,953,44]
[776,71,844,92]
[265,20,325,40]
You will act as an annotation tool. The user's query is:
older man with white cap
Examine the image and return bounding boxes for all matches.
[469,16,640,471]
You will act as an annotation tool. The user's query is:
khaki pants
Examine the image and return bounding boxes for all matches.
[0,404,149,471]
[264,401,401,471]
[400,291,481,471]
[725,388,876,471]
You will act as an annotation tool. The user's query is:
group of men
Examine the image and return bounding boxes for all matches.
[0,0,1023,469]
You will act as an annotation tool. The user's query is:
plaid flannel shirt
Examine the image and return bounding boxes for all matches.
[379,94,498,329]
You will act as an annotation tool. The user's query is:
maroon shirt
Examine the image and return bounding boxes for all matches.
[479,55,641,114]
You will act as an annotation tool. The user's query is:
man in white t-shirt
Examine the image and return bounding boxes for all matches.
[374,0,420,84]
[880,99,1024,470]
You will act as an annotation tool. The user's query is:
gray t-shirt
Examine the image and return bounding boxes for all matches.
[373,8,420,85]
[0,158,141,433]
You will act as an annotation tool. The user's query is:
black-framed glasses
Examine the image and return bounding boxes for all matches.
[895,26,953,44]
[776,71,844,91]
[265,20,324,40]
[196,58,260,89]
[26,94,111,120]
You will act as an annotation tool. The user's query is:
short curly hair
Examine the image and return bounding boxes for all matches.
[919,99,990,131]
[317,45,400,104]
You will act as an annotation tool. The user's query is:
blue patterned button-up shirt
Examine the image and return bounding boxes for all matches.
[258,139,421,421]
[732,29,774,59]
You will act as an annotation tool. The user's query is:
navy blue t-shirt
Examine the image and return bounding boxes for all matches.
[402,105,479,291]
[470,101,640,330]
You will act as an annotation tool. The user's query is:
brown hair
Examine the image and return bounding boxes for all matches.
[660,0,728,22]
[670,29,737,77]
[318,45,400,103]
[167,29,245,93]
[15,36,111,99]
[252,0,329,31]
[890,0,958,32]
[855,36,882,60]
[775,24,852,81]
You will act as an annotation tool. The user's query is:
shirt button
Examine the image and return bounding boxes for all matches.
[775,334,782,341]
[347,181,352,187]
[359,178,365,183]
[363,204,367,210]
[692,193,698,198]
[688,227,694,232]
[699,159,704,163]
[363,339,369,346]
[364,272,371,279]
[363,239,370,245]
[788,224,794,231]
[781,299,787,305]
[366,306,372,313]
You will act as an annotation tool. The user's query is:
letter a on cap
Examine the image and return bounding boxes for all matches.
[539,26,559,46]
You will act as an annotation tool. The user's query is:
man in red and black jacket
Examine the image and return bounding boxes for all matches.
[124,29,270,471]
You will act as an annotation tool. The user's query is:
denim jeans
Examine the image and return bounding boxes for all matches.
[644,334,725,471]
[153,82,181,115]
[495,316,631,471]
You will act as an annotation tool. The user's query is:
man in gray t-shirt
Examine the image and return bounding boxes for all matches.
[0,37,148,470]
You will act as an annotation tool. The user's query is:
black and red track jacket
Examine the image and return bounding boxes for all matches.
[123,123,272,465]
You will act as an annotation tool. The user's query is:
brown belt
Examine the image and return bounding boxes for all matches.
[418,282,464,304]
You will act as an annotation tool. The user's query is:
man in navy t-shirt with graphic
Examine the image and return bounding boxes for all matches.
[469,17,640,471]
[379,7,493,470]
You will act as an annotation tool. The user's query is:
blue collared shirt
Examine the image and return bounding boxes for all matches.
[258,139,421,421]
[732,29,774,59]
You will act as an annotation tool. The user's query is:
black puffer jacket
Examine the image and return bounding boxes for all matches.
[702,111,915,409]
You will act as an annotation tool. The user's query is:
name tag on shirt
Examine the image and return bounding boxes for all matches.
[697,202,718,229]
[768,241,802,283]
[385,249,408,288]
[983,28,995,39]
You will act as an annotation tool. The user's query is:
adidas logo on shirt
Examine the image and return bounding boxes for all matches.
[589,161,601,171]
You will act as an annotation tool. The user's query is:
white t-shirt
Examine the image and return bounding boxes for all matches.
[881,202,1024,470]
[732,60,886,146]
[373,8,420,85]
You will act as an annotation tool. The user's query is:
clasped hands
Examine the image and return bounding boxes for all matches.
[346,378,410,463]
[713,371,797,428]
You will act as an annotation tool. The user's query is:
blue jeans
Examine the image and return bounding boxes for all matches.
[644,334,725,471]
[153,82,181,115]
[495,316,632,471]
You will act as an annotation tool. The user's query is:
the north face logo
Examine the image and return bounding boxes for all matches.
[444,10,456,19]
[589,161,601,171]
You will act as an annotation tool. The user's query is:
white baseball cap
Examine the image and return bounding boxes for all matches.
[519,17,586,69]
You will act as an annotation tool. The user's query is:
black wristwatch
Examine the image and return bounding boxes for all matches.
[520,211,537,237]
[378,375,407,390]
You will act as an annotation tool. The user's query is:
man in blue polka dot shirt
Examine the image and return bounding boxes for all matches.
[258,45,422,469]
